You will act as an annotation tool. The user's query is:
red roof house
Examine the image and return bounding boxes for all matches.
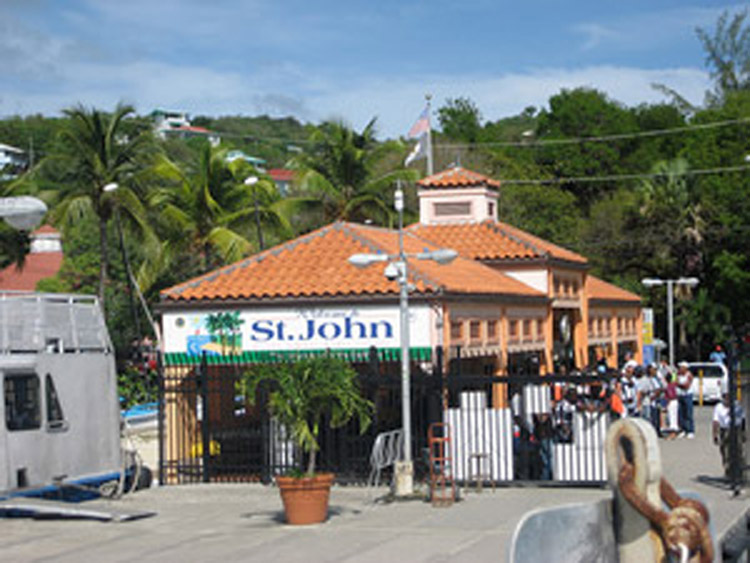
[0,225,63,291]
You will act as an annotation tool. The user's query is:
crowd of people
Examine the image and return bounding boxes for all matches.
[562,353,745,476]
[511,352,745,480]
[598,357,697,439]
[534,356,699,441]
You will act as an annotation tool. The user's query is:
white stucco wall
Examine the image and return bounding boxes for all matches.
[418,187,498,224]
[504,270,548,294]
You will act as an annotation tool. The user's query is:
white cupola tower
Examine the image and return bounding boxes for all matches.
[416,166,500,225]
[30,225,63,253]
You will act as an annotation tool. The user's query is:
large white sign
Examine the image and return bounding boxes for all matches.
[163,304,433,355]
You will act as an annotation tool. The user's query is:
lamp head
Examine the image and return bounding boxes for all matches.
[641,278,664,287]
[348,253,388,268]
[103,182,119,193]
[422,248,458,265]
[677,277,699,287]
[0,196,48,231]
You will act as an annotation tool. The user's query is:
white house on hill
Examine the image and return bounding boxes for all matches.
[151,110,220,147]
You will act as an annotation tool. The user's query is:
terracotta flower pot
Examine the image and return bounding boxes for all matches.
[276,473,335,525]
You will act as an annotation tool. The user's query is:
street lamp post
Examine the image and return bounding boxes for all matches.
[102,182,161,345]
[349,182,456,497]
[641,277,699,366]
[104,183,142,339]
[394,186,412,496]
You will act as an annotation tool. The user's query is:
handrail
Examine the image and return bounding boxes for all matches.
[0,291,111,354]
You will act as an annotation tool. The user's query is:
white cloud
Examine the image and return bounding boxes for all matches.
[306,66,712,138]
[0,17,70,80]
[570,5,737,54]
[0,57,711,139]
[573,23,622,51]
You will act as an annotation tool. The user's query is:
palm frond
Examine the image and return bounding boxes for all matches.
[206,226,253,262]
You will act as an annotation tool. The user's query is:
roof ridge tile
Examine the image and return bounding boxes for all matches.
[485,221,548,258]
[401,231,445,291]
[495,220,586,263]
[338,222,389,255]
[163,223,338,297]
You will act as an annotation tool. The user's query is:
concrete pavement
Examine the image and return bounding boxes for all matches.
[1,406,746,562]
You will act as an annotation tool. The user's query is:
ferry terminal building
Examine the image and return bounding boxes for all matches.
[158,166,642,481]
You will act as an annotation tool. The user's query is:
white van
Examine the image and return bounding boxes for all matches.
[688,362,728,404]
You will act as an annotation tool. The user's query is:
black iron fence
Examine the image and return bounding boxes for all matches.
[158,348,442,485]
[163,346,749,487]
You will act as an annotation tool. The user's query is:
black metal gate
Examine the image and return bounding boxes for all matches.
[158,349,443,484]
[159,354,268,484]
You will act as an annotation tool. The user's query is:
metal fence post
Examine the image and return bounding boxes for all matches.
[260,382,272,484]
[368,345,379,378]
[157,351,165,486]
[199,352,211,484]
[725,336,743,496]
[428,346,444,426]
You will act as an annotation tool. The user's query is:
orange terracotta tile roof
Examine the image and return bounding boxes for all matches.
[161,222,545,303]
[356,225,543,297]
[494,220,587,264]
[33,225,60,235]
[587,275,641,304]
[407,220,587,264]
[417,166,500,189]
[0,251,63,291]
[268,168,295,182]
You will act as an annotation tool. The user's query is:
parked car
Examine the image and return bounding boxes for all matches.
[687,362,728,404]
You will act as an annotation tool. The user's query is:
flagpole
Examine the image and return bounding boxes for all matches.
[425,93,433,176]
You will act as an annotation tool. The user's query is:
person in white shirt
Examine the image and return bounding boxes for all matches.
[712,391,745,478]
[620,360,638,417]
[634,365,653,421]
[642,363,664,435]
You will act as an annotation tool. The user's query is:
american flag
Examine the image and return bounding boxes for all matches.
[407,107,430,138]
[404,134,427,166]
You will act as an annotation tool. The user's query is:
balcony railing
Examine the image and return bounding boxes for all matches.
[0,291,111,353]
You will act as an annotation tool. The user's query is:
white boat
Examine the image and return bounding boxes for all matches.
[0,291,121,497]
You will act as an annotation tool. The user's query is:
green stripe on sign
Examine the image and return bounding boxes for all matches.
[163,347,432,366]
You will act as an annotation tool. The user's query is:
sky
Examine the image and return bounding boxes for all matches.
[0,1,743,139]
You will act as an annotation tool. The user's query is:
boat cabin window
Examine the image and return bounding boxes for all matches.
[45,374,65,425]
[4,373,41,431]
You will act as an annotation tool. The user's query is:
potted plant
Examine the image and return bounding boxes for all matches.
[237,354,373,525]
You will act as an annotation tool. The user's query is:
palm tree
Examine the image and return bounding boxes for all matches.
[205,311,244,355]
[678,287,730,359]
[225,159,302,250]
[150,145,279,276]
[237,355,373,476]
[0,225,30,270]
[45,103,156,311]
[638,158,706,276]
[292,119,417,227]
[639,158,710,356]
